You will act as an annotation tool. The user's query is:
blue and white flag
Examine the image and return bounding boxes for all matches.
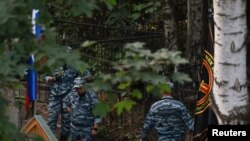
[32,9,42,38]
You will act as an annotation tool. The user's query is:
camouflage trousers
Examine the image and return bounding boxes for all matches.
[158,135,185,141]
[48,95,70,140]
[70,123,92,141]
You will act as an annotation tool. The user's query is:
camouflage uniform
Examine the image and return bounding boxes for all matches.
[140,96,194,141]
[82,69,93,81]
[63,89,101,141]
[46,65,79,140]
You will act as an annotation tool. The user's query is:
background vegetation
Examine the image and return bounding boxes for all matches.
[0,0,249,140]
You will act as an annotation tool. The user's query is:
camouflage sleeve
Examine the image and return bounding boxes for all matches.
[91,92,102,124]
[141,107,155,140]
[180,104,194,132]
[82,69,92,81]
[44,67,62,82]
[62,93,71,111]
[67,66,80,78]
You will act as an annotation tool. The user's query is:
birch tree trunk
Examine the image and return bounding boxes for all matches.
[186,0,205,87]
[186,0,204,64]
[213,0,249,124]
[164,0,178,51]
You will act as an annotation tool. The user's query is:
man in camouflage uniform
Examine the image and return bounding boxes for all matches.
[63,77,101,141]
[140,82,194,141]
[45,64,80,141]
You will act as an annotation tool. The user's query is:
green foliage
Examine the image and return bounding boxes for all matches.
[102,0,117,10]
[118,82,131,90]
[158,83,172,93]
[131,89,142,99]
[131,1,161,20]
[114,100,136,115]
[171,72,192,84]
[72,0,98,17]
[46,0,117,18]
[1,0,192,140]
[0,94,26,141]
[89,42,191,115]
[0,0,121,79]
[105,0,165,34]
[93,101,110,117]
[0,0,116,140]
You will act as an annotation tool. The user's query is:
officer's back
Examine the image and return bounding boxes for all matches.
[140,82,194,141]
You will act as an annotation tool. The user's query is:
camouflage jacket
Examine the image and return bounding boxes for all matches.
[45,65,79,97]
[63,90,102,127]
[141,96,194,141]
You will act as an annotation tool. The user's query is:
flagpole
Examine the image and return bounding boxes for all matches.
[29,9,42,116]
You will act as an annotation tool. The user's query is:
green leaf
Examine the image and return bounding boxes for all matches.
[171,72,192,84]
[72,0,97,17]
[114,100,136,115]
[131,89,142,99]
[118,81,131,90]
[89,79,112,91]
[16,64,27,77]
[158,83,171,93]
[130,13,140,20]
[151,86,161,97]
[106,0,117,5]
[102,0,117,10]
[133,3,147,11]
[146,84,153,93]
[145,7,156,14]
[93,102,110,117]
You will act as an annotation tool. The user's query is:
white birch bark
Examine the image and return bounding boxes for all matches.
[213,0,248,124]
